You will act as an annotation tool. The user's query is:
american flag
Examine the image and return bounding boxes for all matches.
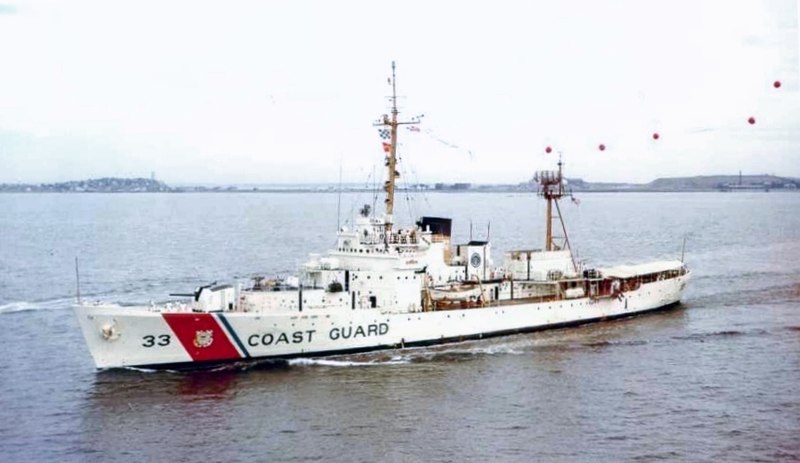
[378,128,391,140]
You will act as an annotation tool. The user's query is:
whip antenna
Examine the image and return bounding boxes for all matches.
[680,236,687,262]
[75,256,81,304]
[336,153,343,231]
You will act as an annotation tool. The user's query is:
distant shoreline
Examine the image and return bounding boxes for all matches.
[2,188,798,194]
[1,174,798,193]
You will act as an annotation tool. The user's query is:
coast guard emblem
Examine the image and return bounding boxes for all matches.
[193,329,214,348]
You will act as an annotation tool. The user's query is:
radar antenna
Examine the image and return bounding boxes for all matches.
[533,154,578,272]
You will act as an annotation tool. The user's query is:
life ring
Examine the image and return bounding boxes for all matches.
[101,323,119,341]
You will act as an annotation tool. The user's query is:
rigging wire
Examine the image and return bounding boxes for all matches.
[342,168,375,230]
[415,126,475,160]
[405,162,432,210]
[396,153,417,227]
[371,163,381,218]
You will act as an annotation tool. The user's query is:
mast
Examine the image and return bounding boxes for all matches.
[533,155,577,271]
[374,61,420,241]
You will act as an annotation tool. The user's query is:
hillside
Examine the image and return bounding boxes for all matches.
[558,174,799,192]
[644,175,798,191]
[0,177,172,192]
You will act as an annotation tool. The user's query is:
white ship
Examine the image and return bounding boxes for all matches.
[74,63,691,370]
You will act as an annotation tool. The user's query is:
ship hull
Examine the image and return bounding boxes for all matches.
[75,274,689,370]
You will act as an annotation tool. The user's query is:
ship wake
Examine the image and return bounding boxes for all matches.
[288,357,410,367]
[0,297,76,314]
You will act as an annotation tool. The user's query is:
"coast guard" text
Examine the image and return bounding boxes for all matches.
[246,323,389,347]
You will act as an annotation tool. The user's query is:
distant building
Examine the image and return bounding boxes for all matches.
[433,182,472,191]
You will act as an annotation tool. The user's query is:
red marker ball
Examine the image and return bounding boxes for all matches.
[748,117,756,125]
[774,80,781,88]
[545,146,552,154]
[598,144,606,151]
[652,132,660,140]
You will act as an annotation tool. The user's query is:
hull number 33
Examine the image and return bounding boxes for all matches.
[142,334,171,347]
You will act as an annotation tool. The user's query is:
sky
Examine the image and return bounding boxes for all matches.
[0,0,798,185]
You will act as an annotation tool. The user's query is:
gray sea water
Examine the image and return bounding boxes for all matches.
[1,191,798,462]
